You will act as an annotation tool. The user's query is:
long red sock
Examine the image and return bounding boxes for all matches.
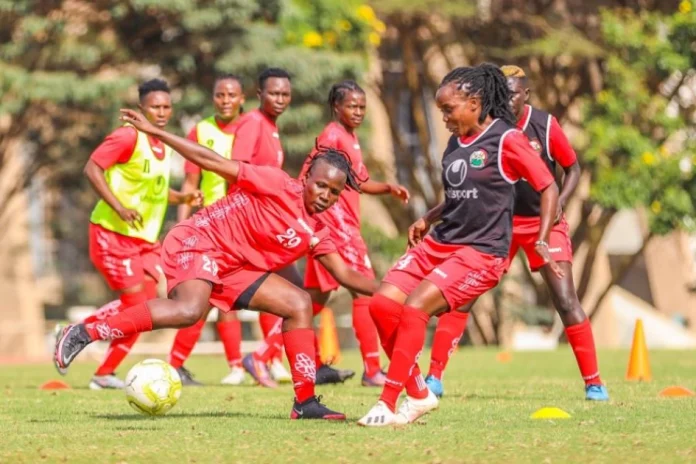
[565,318,602,385]
[311,302,324,368]
[93,291,148,375]
[85,301,153,341]
[352,297,381,376]
[253,318,283,363]
[168,319,205,369]
[429,311,469,380]
[369,295,427,402]
[218,320,242,368]
[259,312,283,362]
[380,306,430,411]
[82,300,121,325]
[283,328,316,402]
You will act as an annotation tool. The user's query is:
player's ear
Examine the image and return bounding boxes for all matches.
[524,88,530,102]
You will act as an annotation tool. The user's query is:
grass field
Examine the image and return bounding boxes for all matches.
[1,349,695,463]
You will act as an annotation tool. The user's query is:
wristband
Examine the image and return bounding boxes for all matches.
[535,240,549,248]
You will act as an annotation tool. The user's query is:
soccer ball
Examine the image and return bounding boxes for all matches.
[124,359,182,416]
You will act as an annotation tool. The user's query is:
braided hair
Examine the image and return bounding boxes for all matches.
[439,63,517,126]
[327,80,365,114]
[307,141,365,192]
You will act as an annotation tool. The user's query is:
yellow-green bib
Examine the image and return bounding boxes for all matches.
[90,126,172,243]
[196,116,235,205]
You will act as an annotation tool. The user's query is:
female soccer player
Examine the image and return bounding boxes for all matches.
[297,80,410,387]
[62,79,202,390]
[167,73,249,387]
[55,109,380,420]
[357,63,561,426]
[423,65,608,402]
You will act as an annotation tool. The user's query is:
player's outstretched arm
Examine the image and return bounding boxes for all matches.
[361,179,410,203]
[317,252,379,296]
[119,109,241,184]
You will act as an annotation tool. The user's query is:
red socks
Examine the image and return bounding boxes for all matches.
[379,306,430,411]
[217,320,242,368]
[428,311,469,380]
[253,318,283,363]
[259,312,283,362]
[283,328,316,402]
[352,297,381,376]
[565,318,602,385]
[85,301,153,341]
[82,300,121,325]
[92,291,149,375]
[369,295,428,407]
[312,302,324,368]
[169,319,205,369]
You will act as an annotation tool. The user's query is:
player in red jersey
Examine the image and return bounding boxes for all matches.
[243,81,410,388]
[358,64,561,426]
[55,79,202,390]
[166,74,248,387]
[55,109,380,420]
[423,65,608,401]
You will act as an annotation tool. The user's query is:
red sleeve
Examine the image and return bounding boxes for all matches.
[309,225,337,257]
[500,131,555,192]
[230,115,260,163]
[184,127,201,175]
[90,127,138,169]
[548,117,577,168]
[236,162,293,197]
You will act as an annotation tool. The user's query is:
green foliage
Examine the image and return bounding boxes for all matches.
[582,6,696,235]
[370,0,476,17]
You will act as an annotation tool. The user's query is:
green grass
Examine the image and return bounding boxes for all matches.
[1,349,695,463]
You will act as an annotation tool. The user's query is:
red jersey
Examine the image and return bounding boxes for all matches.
[299,122,369,242]
[184,117,240,175]
[230,109,284,168]
[90,126,166,169]
[184,163,335,271]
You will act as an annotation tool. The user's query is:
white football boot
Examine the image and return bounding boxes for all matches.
[395,388,439,424]
[220,366,246,385]
[357,401,400,427]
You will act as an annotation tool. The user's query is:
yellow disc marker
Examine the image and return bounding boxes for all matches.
[530,407,572,420]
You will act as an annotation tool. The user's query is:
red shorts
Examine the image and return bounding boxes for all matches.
[161,225,267,313]
[509,216,573,271]
[304,233,375,292]
[89,223,163,291]
[383,236,507,310]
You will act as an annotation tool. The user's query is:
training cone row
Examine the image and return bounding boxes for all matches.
[626,318,651,381]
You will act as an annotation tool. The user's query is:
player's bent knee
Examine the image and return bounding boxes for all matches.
[285,290,313,323]
[177,301,207,327]
[555,292,580,315]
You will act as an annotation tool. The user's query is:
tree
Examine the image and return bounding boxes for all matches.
[368,1,696,342]
[0,0,376,309]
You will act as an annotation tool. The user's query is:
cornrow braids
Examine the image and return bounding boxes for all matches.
[439,63,517,126]
[308,140,365,192]
[327,80,365,113]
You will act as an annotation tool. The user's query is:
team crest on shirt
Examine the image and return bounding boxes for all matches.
[529,139,542,153]
[469,149,487,169]
[206,139,215,148]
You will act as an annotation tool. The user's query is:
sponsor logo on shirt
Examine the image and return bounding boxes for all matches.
[444,158,479,200]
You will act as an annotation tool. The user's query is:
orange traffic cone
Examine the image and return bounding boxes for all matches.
[626,319,651,381]
[319,308,341,365]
